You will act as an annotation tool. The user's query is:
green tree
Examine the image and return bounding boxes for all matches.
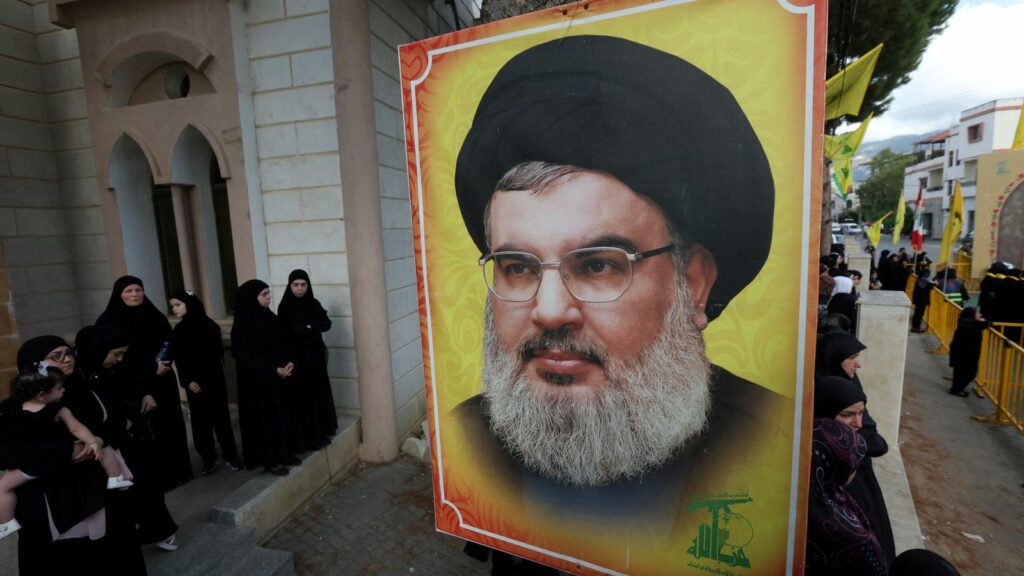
[855,148,913,221]
[828,0,958,126]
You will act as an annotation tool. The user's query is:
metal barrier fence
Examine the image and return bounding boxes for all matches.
[906,273,1024,435]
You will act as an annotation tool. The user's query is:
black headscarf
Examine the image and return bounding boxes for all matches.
[805,419,887,575]
[815,332,866,380]
[231,279,289,367]
[170,289,223,357]
[96,275,172,360]
[74,324,131,379]
[277,269,331,344]
[455,35,774,322]
[814,376,867,420]
[16,335,70,371]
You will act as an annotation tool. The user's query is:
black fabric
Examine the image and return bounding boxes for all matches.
[97,276,192,489]
[73,324,178,547]
[16,335,69,371]
[278,270,337,452]
[911,275,933,331]
[814,332,866,380]
[890,548,961,576]
[805,419,887,576]
[813,376,866,421]
[169,290,238,466]
[232,279,292,469]
[949,307,989,394]
[826,292,858,333]
[455,35,773,322]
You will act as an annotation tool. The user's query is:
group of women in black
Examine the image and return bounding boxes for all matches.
[232,269,337,476]
[807,327,960,575]
[0,269,335,573]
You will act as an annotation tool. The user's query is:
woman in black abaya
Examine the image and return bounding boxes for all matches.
[76,324,179,553]
[277,270,337,452]
[169,290,242,474]
[232,280,295,476]
[815,331,896,566]
[10,333,149,575]
[948,306,990,396]
[805,418,887,576]
[97,276,193,490]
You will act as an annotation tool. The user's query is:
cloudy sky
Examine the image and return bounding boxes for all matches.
[863,0,1024,142]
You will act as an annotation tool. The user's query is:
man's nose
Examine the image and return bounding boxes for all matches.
[530,268,582,331]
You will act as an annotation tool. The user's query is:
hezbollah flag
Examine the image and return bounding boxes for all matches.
[937,180,965,265]
[825,113,874,161]
[1013,109,1024,150]
[892,194,906,248]
[867,211,891,249]
[831,157,854,202]
[825,44,883,120]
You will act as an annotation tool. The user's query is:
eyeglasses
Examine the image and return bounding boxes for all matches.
[479,244,673,303]
[45,349,74,362]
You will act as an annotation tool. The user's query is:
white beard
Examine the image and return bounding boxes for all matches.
[482,281,712,487]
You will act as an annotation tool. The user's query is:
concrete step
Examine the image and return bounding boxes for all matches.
[146,522,293,576]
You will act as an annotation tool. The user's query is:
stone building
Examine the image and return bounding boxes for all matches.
[0,0,477,461]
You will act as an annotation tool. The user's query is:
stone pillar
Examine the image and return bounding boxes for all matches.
[847,252,872,279]
[855,290,911,443]
[330,0,399,462]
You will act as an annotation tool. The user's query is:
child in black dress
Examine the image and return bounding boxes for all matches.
[0,365,133,539]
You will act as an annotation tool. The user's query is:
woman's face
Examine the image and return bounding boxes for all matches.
[120,284,145,307]
[835,401,865,432]
[840,352,861,378]
[258,288,271,308]
[290,279,308,299]
[103,345,129,368]
[44,345,76,377]
[169,298,187,318]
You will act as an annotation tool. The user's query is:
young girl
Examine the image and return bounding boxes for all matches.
[0,364,133,539]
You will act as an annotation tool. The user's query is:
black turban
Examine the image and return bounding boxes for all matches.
[455,35,775,321]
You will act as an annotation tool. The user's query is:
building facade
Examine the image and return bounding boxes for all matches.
[0,0,478,459]
[903,98,1024,243]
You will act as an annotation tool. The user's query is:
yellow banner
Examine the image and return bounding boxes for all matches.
[866,211,890,248]
[824,113,874,161]
[825,43,882,120]
[893,194,906,248]
[832,157,854,201]
[938,180,965,265]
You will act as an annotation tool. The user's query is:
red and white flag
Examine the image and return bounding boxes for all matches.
[911,183,925,252]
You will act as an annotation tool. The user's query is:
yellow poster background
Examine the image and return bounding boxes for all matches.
[401,0,824,573]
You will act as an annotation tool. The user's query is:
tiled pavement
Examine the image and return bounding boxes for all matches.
[266,457,487,576]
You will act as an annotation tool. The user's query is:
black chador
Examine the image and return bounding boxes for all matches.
[231,280,293,474]
[277,269,338,453]
[97,275,193,490]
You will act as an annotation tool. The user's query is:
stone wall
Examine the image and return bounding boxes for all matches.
[242,0,358,412]
[368,0,474,437]
[0,0,104,343]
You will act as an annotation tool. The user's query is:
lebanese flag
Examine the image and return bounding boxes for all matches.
[911,183,925,252]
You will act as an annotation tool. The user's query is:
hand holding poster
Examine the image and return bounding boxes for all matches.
[399,1,825,573]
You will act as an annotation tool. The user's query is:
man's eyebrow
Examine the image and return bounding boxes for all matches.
[490,235,640,255]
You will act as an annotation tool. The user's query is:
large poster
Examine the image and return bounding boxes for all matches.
[400,1,825,573]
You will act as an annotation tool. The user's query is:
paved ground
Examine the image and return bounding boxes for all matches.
[266,458,486,576]
[899,331,1024,576]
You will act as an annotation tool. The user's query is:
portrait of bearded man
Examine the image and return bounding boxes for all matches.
[445,34,791,538]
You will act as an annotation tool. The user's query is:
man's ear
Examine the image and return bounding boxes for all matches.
[684,245,718,331]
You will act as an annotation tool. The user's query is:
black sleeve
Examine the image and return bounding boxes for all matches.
[859,408,889,458]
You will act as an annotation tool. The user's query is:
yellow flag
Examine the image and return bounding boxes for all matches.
[937,180,965,265]
[867,211,891,248]
[824,113,874,161]
[893,195,906,248]
[831,158,854,201]
[1013,109,1024,151]
[825,44,883,120]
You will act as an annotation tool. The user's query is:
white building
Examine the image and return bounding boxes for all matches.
[903,98,1024,239]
